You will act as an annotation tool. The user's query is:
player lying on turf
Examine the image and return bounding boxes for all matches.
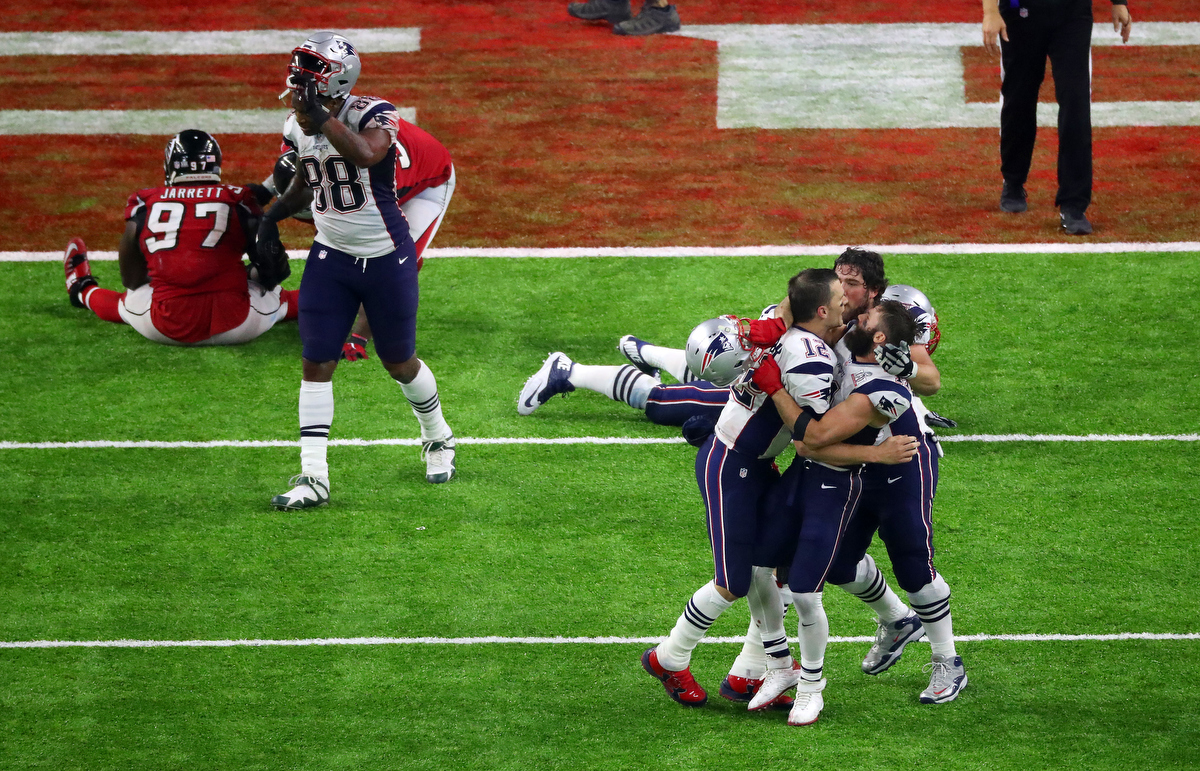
[63,130,297,346]
[639,270,921,721]
[515,248,955,435]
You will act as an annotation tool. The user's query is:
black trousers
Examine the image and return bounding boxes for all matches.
[998,0,1094,212]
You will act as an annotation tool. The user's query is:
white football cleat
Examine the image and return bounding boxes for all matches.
[747,663,801,711]
[517,352,575,416]
[787,678,826,726]
[422,436,456,483]
[920,654,967,704]
[271,474,330,510]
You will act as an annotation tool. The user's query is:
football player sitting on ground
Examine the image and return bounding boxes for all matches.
[63,130,297,346]
[264,31,457,510]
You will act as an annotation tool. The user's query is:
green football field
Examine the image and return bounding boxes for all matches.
[2,253,1198,770]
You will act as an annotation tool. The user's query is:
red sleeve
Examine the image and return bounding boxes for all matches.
[124,189,153,220]
[394,119,453,204]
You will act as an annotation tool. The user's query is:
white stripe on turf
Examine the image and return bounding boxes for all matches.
[0,29,420,56]
[4,242,1199,261]
[0,434,1197,450]
[2,632,1197,649]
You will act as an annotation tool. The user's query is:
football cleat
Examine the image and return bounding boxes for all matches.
[719,675,794,711]
[787,678,826,726]
[517,352,576,416]
[271,474,330,511]
[641,647,707,707]
[862,613,925,675]
[617,335,661,378]
[422,436,456,484]
[920,654,968,704]
[63,237,98,309]
[748,663,802,711]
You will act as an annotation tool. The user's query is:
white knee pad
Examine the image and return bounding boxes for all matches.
[792,591,825,623]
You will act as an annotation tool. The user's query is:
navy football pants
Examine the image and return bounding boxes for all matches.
[298,239,419,363]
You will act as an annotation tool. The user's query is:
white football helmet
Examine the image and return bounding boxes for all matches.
[287,31,361,100]
[881,284,940,353]
[685,317,754,387]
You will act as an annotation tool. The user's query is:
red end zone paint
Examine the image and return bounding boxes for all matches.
[2,1,1197,248]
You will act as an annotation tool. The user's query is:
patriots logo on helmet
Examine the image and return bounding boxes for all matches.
[333,39,357,57]
[701,335,734,374]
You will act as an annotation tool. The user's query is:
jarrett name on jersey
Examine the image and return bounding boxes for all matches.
[715,326,838,460]
[283,96,410,258]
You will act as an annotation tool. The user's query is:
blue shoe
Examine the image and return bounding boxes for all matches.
[719,675,794,711]
[617,334,660,378]
[517,352,576,415]
[862,612,924,675]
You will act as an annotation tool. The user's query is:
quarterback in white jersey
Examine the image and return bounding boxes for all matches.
[262,31,457,511]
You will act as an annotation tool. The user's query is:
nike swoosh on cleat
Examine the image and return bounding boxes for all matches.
[523,393,536,408]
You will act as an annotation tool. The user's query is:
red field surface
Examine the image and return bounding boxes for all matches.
[2,0,1197,248]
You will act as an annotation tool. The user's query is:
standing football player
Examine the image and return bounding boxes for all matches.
[63,130,297,346]
[263,32,456,510]
[261,117,455,363]
[754,301,967,707]
[640,270,918,712]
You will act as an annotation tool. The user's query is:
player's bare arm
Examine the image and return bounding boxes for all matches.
[908,344,941,395]
[800,393,887,449]
[321,122,391,168]
[796,435,918,466]
[266,170,315,222]
[117,219,149,289]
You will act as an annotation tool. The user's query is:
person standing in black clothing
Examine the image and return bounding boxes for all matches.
[983,0,1133,235]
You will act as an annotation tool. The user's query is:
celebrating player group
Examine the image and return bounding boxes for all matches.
[57,28,966,725]
[518,248,966,723]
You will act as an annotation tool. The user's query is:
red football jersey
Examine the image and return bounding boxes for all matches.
[393,118,453,206]
[124,184,259,343]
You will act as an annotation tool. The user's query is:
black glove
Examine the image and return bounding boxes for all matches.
[925,410,958,429]
[875,340,917,379]
[246,182,274,207]
[251,217,290,290]
[294,76,331,130]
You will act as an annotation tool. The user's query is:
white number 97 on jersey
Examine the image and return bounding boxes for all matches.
[143,201,230,254]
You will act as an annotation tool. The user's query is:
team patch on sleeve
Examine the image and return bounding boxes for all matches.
[867,389,911,422]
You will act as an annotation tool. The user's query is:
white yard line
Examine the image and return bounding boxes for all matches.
[2,632,1196,649]
[3,243,1199,262]
[0,29,420,56]
[0,434,1196,450]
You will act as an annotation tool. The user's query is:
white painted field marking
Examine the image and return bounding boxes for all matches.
[675,22,1200,129]
[4,242,1199,262]
[0,107,417,136]
[0,28,420,136]
[3,632,1196,649]
[1,434,1196,450]
[0,28,421,56]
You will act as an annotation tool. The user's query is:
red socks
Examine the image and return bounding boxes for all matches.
[81,286,125,324]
